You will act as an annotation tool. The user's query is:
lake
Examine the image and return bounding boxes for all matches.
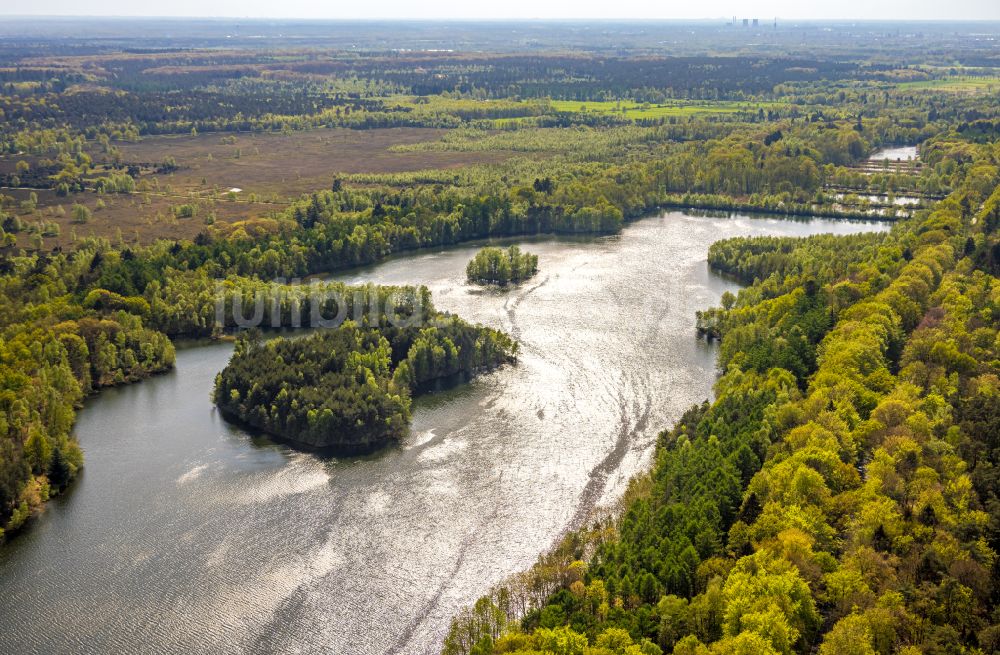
[0,211,889,655]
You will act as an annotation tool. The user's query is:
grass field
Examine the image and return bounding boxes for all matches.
[898,77,1000,93]
[548,99,779,119]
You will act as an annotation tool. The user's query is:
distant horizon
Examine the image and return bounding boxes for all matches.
[2,15,1000,22]
[0,0,998,22]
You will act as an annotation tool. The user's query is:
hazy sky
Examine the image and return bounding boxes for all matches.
[2,0,999,20]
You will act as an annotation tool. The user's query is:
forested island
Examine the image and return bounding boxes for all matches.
[466,246,539,286]
[213,318,516,452]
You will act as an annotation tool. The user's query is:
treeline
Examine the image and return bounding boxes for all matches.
[467,246,539,286]
[441,124,1000,654]
[213,316,517,453]
[88,120,901,300]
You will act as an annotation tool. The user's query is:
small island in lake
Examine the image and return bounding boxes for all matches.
[213,318,516,453]
[466,246,539,286]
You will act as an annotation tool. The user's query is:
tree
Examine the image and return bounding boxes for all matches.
[71,203,90,224]
[818,615,876,655]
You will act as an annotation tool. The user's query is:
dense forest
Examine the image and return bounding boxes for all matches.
[213,318,516,452]
[467,246,539,286]
[0,249,176,541]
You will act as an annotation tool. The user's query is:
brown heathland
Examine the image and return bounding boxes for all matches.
[1,127,512,249]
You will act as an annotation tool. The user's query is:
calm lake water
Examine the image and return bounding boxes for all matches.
[870,145,918,161]
[0,211,889,655]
